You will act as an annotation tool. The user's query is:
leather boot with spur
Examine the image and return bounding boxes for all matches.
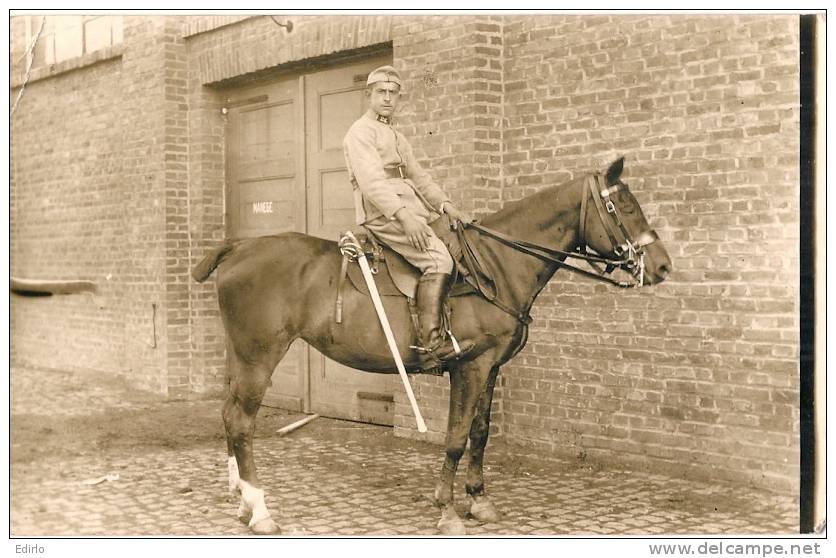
[416,273,474,361]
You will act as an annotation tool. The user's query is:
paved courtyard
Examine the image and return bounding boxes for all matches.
[11,367,798,536]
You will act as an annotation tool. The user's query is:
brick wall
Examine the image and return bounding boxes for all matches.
[498,14,800,492]
[183,44,228,398]
[118,16,177,392]
[161,18,197,397]
[11,49,132,378]
[11,14,800,492]
[11,16,183,393]
[185,15,395,85]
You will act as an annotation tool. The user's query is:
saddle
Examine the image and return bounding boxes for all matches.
[341,229,422,299]
[337,215,497,303]
[334,216,499,374]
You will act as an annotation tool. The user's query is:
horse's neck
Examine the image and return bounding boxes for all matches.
[478,178,584,312]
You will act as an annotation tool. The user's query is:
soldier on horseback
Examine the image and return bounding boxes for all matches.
[342,65,475,362]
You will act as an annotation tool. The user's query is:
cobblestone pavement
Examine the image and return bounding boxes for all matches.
[11,368,799,536]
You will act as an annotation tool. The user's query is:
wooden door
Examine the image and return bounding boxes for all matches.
[225,78,307,411]
[304,55,396,426]
[224,52,396,423]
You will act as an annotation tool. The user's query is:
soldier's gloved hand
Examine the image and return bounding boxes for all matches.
[396,208,433,251]
[442,203,473,229]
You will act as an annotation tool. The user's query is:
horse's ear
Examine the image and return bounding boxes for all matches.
[605,157,625,185]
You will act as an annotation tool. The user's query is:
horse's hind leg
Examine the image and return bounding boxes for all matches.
[223,391,250,525]
[465,365,502,523]
[224,351,242,498]
[223,343,286,535]
[225,409,243,505]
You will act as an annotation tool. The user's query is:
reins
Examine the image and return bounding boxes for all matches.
[465,221,637,288]
[452,224,534,325]
[456,173,657,324]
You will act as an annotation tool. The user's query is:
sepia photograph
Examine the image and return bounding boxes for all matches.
[8,8,825,548]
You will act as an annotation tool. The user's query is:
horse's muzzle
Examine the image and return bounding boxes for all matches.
[642,239,673,286]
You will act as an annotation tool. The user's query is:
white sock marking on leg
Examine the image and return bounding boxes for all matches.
[239,479,270,526]
[228,456,240,495]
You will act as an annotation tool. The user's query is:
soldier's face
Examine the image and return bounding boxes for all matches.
[367,82,401,117]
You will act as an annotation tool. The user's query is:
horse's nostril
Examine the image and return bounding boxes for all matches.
[657,264,671,278]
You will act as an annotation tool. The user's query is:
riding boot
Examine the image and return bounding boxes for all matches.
[416,273,475,362]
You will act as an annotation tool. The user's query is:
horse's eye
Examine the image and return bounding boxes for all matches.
[616,191,637,214]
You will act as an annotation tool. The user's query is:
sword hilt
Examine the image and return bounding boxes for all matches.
[338,231,363,260]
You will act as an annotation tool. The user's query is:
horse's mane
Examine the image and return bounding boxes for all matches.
[479,175,584,228]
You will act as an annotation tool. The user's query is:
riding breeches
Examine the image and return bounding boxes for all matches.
[364,218,454,275]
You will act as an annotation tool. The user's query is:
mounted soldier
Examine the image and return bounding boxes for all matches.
[342,65,475,363]
[194,64,672,535]
[194,151,672,534]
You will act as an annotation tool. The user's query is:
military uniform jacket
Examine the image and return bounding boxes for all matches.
[343,113,451,225]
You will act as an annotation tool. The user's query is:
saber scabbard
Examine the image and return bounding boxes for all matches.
[339,232,427,433]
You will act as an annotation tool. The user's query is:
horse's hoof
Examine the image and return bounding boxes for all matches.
[469,498,501,523]
[438,516,467,536]
[236,500,252,524]
[437,507,467,536]
[250,517,280,535]
[431,485,449,507]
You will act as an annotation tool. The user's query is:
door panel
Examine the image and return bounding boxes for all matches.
[225,79,306,411]
[305,81,369,242]
[319,89,365,150]
[320,169,355,227]
[305,55,397,426]
[237,177,295,231]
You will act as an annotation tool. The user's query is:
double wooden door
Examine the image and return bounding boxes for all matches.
[224,54,396,425]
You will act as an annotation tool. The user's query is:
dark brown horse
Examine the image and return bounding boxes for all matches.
[192,158,671,535]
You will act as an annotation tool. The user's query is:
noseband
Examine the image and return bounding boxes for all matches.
[579,173,659,287]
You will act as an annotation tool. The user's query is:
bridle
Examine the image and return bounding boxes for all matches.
[462,173,659,322]
[577,173,659,288]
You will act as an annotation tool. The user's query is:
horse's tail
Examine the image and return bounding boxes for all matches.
[192,243,236,283]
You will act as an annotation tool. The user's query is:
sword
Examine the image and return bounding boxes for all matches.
[340,232,427,433]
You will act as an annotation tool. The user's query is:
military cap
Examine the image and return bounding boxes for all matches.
[366,65,402,87]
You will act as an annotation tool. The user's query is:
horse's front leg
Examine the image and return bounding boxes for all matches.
[433,356,494,535]
[465,365,502,523]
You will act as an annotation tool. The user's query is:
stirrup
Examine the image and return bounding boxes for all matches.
[409,333,462,355]
[447,330,463,356]
[410,333,473,362]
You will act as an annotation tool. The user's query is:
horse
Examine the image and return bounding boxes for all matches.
[192,157,672,535]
